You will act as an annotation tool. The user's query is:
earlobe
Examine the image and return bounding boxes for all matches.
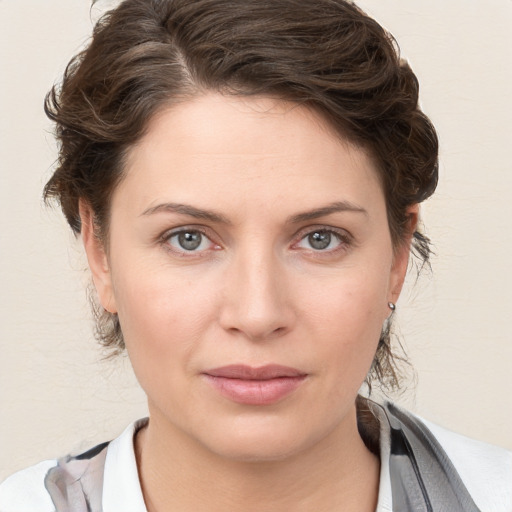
[79,200,117,314]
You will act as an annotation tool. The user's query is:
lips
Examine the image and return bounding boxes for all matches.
[203,365,307,405]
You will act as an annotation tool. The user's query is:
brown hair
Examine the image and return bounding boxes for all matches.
[44,0,438,391]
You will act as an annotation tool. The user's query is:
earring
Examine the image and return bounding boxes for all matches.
[388,302,396,311]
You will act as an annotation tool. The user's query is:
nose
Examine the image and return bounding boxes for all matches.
[218,245,295,342]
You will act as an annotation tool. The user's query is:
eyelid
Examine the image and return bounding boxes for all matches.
[291,225,353,251]
[293,224,352,242]
[156,224,353,257]
[159,225,222,255]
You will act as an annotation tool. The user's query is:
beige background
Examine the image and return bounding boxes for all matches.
[1,0,511,480]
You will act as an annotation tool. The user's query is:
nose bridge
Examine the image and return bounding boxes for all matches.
[220,237,292,341]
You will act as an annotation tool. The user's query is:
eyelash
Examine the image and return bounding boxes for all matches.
[292,226,353,256]
[160,227,221,257]
[159,225,353,258]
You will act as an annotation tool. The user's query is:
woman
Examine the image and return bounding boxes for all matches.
[1,0,510,510]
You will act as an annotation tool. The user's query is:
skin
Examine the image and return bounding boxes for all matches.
[81,93,416,512]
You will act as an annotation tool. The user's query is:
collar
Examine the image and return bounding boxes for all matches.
[102,418,149,512]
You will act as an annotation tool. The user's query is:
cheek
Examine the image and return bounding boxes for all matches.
[299,268,390,374]
[110,268,222,413]
[301,264,390,330]
[110,262,217,366]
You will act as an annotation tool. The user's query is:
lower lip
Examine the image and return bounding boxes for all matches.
[203,375,307,405]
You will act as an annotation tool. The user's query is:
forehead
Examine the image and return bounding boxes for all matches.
[118,93,384,217]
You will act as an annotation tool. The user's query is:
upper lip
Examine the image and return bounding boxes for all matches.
[204,364,306,380]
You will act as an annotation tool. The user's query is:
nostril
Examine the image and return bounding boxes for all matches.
[224,323,289,342]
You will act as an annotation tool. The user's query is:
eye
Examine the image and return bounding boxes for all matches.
[295,229,348,252]
[165,229,216,253]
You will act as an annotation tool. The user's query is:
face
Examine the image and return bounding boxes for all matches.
[83,93,411,461]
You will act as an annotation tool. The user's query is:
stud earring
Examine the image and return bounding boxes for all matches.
[388,302,396,311]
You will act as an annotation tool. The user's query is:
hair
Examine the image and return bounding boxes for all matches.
[44,0,438,392]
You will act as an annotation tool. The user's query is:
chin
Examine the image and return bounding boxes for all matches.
[206,433,306,463]
[193,414,330,463]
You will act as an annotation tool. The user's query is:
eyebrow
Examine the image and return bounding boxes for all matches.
[141,203,232,224]
[287,201,368,224]
[141,200,367,224]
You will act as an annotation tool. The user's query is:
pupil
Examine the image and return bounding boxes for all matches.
[309,231,331,250]
[178,231,202,250]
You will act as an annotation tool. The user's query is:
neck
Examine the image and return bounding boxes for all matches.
[135,403,380,512]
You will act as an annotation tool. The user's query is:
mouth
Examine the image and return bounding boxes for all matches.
[202,364,308,405]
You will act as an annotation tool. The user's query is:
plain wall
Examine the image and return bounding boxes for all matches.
[1,0,511,480]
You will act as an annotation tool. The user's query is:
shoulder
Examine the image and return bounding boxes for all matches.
[0,420,147,512]
[0,439,110,512]
[384,402,512,512]
[421,416,512,511]
[0,459,58,512]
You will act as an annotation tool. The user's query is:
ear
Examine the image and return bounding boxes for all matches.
[79,199,117,314]
[388,204,419,305]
